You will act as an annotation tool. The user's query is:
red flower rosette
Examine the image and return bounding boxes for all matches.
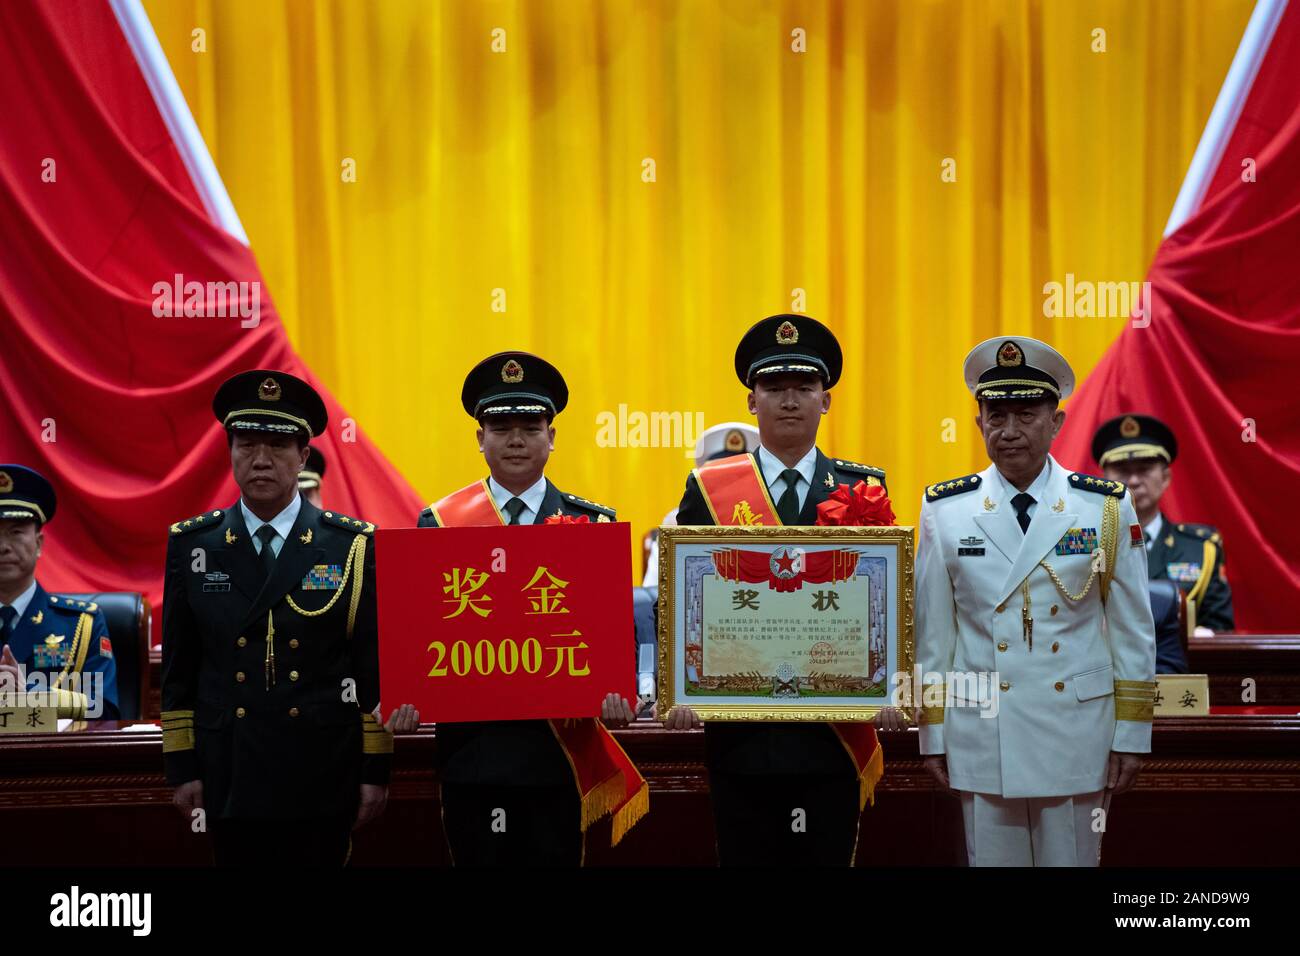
[543,513,590,525]
[815,480,896,527]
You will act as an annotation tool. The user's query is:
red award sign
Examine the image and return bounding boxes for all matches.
[376,522,635,722]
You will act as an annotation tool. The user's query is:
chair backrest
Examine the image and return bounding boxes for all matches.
[60,592,150,720]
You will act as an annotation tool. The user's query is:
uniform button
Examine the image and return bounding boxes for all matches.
[235,671,246,683]
[995,603,1006,613]
[997,641,1008,652]
[1051,642,1060,653]
[235,707,246,718]
[1000,681,1011,692]
[237,636,247,648]
[290,670,300,681]
[1050,605,1059,616]
[1054,681,1065,692]
[289,639,300,650]
[289,707,300,718]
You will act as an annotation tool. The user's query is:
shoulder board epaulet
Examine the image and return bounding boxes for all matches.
[48,594,99,613]
[321,511,376,534]
[1069,473,1126,497]
[925,473,983,501]
[831,458,887,480]
[564,493,616,522]
[169,509,224,536]
[1176,522,1222,543]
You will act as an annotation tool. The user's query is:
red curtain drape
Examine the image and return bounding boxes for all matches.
[1055,5,1300,632]
[0,1,424,635]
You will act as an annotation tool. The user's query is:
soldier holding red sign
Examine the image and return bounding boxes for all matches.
[414,352,646,865]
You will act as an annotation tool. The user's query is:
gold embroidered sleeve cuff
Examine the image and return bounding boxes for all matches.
[1114,680,1156,722]
[161,709,197,752]
[361,711,394,754]
[919,683,945,725]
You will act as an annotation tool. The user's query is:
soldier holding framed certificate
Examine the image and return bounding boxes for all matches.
[663,314,904,866]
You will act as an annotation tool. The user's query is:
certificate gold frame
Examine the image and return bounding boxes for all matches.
[656,525,914,721]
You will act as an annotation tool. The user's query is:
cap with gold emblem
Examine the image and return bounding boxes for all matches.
[298,446,327,491]
[693,421,760,465]
[1091,413,1178,467]
[962,336,1075,402]
[461,351,568,420]
[734,314,843,388]
[0,464,57,525]
[212,369,328,439]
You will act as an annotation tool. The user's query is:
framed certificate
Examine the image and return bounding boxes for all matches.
[656,525,914,721]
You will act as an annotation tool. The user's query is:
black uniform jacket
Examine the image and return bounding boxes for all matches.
[161,496,388,820]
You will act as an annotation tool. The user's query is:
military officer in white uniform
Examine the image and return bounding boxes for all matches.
[914,337,1156,866]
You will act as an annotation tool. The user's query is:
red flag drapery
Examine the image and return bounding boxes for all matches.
[1054,5,1300,631]
[0,1,424,630]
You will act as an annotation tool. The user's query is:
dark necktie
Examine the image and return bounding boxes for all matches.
[504,497,527,525]
[255,525,279,579]
[0,605,16,644]
[776,469,802,525]
[1011,492,1034,534]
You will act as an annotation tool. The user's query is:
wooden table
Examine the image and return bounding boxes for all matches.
[3,716,1296,866]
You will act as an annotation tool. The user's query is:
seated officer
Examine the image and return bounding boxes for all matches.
[1093,414,1234,633]
[298,446,326,509]
[0,465,118,719]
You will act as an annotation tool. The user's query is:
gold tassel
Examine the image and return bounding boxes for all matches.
[578,772,628,832]
[857,743,885,811]
[610,782,650,847]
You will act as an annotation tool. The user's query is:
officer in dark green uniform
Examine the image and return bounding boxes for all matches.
[1093,414,1235,632]
[668,315,900,866]
[417,352,634,865]
[161,370,405,865]
[0,465,118,720]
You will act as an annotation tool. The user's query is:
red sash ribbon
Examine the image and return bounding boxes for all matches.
[692,457,884,810]
[429,480,649,844]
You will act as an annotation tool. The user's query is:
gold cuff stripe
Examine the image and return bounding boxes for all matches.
[1114,680,1157,690]
[919,705,945,725]
[163,727,196,752]
[360,713,394,754]
[1115,700,1155,721]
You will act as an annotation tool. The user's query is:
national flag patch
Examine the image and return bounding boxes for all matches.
[1130,523,1144,547]
[100,636,113,658]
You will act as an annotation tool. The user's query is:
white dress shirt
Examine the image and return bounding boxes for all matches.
[488,475,548,525]
[992,457,1053,522]
[1,578,38,621]
[756,444,818,512]
[240,495,302,558]
[1143,512,1164,552]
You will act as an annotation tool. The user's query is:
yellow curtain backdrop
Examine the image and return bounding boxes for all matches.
[146,0,1250,573]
